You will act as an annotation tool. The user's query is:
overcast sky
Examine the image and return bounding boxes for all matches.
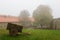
[0,0,60,18]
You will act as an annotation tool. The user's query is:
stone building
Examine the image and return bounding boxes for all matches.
[0,15,20,29]
[0,15,35,29]
[52,18,60,30]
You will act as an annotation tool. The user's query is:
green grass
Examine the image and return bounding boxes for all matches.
[0,29,60,40]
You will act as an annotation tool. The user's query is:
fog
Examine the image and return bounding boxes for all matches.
[0,0,60,18]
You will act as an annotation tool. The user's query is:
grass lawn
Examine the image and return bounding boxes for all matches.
[0,29,60,40]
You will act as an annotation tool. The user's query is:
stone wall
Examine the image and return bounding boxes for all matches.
[0,22,21,29]
[52,18,60,30]
[0,23,7,29]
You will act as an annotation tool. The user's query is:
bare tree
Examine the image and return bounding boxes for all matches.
[19,10,30,27]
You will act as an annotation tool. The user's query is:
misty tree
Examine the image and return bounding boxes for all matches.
[33,5,53,28]
[19,10,30,27]
[20,10,30,19]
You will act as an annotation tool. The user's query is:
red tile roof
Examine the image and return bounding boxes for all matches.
[29,17,35,22]
[0,15,20,22]
[0,15,35,22]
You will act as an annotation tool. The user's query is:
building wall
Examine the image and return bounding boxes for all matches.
[56,20,60,30]
[0,22,21,29]
[0,23,7,29]
[52,18,60,30]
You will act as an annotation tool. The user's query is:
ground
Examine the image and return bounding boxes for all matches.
[0,29,60,40]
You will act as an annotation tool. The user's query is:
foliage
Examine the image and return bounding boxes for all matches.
[19,10,30,26]
[33,5,53,28]
[20,10,30,20]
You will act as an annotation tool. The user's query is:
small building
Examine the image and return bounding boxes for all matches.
[52,18,60,30]
[0,15,20,29]
[0,15,35,29]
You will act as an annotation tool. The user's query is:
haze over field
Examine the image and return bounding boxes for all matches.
[0,0,60,18]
